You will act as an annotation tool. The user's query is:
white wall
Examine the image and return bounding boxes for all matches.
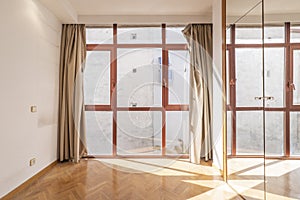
[212,0,224,170]
[0,0,61,197]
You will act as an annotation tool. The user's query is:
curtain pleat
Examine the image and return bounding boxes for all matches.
[58,24,87,163]
[183,24,213,164]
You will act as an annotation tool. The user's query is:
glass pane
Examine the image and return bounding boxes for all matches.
[118,27,162,44]
[236,48,263,107]
[86,111,113,155]
[226,50,230,104]
[84,51,110,105]
[290,112,300,156]
[86,28,113,44]
[265,112,284,156]
[166,27,186,44]
[168,50,190,105]
[291,25,300,43]
[117,111,162,155]
[236,27,262,44]
[264,25,285,43]
[227,111,232,155]
[117,48,162,107]
[236,111,263,155]
[226,27,231,44]
[265,48,285,107]
[166,112,189,155]
[293,50,300,105]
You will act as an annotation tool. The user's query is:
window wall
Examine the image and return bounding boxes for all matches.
[84,24,190,157]
[227,23,300,158]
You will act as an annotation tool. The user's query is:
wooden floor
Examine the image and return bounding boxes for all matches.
[5,159,242,200]
[228,158,300,200]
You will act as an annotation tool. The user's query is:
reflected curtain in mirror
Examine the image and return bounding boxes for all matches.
[183,24,213,163]
[58,24,87,162]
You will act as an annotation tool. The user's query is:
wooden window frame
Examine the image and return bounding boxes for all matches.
[227,23,300,159]
[85,24,189,158]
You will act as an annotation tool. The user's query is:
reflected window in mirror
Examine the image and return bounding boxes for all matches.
[235,26,262,44]
[226,27,231,44]
[291,24,300,43]
[225,22,300,158]
[264,24,285,43]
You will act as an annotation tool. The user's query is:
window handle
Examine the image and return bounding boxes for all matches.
[163,79,167,87]
[289,82,296,90]
[130,102,137,107]
[229,79,236,86]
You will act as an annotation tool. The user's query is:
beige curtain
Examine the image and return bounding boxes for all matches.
[58,24,87,162]
[183,24,213,164]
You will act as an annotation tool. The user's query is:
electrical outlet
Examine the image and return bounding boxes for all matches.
[29,158,36,166]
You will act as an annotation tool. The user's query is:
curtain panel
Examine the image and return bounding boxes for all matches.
[58,24,87,162]
[183,24,213,164]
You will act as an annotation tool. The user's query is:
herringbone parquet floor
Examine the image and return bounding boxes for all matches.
[5,159,243,200]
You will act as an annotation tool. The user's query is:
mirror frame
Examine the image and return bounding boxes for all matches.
[222,0,228,182]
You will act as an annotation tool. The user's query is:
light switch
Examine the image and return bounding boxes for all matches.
[30,105,37,113]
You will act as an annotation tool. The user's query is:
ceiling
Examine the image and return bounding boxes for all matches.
[265,0,300,14]
[226,0,300,24]
[37,0,213,23]
[38,0,300,24]
[227,0,300,16]
[67,0,212,16]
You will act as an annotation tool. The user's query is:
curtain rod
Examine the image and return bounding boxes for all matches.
[86,24,187,28]
[228,23,290,29]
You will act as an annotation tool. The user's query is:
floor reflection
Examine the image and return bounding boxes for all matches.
[228,158,300,200]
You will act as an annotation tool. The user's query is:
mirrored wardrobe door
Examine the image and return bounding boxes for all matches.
[264,0,300,199]
[226,0,265,199]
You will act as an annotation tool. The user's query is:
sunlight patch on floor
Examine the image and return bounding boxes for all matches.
[126,159,222,176]
[265,192,300,200]
[228,159,300,177]
[183,180,241,199]
[265,160,300,177]
[228,180,299,200]
[239,165,264,176]
[228,158,264,175]
[96,159,199,176]
[228,180,265,200]
[228,159,300,199]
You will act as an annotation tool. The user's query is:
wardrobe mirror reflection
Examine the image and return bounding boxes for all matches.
[264,0,300,199]
[226,0,300,199]
[226,0,265,199]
